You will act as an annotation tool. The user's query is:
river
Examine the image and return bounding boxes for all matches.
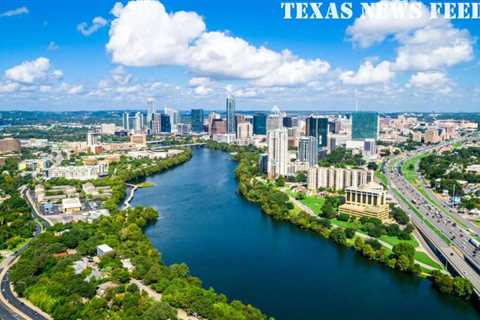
[132,148,480,320]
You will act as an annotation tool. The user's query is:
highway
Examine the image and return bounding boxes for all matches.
[384,138,480,295]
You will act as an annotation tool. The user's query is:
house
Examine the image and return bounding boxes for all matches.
[96,244,114,257]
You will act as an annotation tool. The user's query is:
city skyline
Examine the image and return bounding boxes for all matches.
[0,0,479,112]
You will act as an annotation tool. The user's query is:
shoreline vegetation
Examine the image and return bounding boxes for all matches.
[205,141,476,302]
[9,148,269,320]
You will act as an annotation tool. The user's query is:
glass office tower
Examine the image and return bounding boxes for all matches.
[351,112,379,140]
[306,116,328,147]
[191,109,204,133]
[253,113,267,135]
[226,96,236,134]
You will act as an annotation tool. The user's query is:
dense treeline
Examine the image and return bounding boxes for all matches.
[10,206,266,320]
[206,141,474,300]
[419,147,480,196]
[0,157,36,250]
[11,148,268,320]
[318,147,365,167]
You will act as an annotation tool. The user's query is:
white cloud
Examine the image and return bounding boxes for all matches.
[47,41,59,51]
[394,25,473,71]
[5,57,57,84]
[347,0,430,48]
[1,6,29,17]
[347,0,474,72]
[107,0,205,66]
[106,0,330,87]
[0,82,19,94]
[340,61,394,85]
[61,83,84,95]
[408,72,448,88]
[194,86,212,95]
[77,16,108,36]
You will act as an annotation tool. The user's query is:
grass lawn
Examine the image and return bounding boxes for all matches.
[375,170,389,187]
[300,196,325,214]
[414,251,442,269]
[380,235,418,248]
[331,218,356,229]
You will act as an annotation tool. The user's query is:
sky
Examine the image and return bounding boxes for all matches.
[0,0,479,112]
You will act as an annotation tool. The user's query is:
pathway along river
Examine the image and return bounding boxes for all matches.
[132,148,480,320]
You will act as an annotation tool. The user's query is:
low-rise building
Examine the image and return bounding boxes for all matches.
[62,197,82,214]
[48,163,109,180]
[338,182,389,221]
[97,244,114,257]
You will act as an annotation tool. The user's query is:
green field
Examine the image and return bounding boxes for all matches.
[301,196,325,214]
[379,235,418,248]
[414,251,442,269]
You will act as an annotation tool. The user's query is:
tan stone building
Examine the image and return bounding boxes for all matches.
[339,182,389,221]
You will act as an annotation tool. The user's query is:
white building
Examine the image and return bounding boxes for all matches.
[97,244,114,257]
[307,166,374,191]
[267,114,283,133]
[267,128,289,178]
[48,163,109,180]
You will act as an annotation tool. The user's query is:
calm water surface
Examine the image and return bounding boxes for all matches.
[132,148,480,320]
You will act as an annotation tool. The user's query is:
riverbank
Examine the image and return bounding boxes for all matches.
[206,141,475,302]
[9,148,268,320]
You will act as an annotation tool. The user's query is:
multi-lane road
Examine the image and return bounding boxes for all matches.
[384,138,480,295]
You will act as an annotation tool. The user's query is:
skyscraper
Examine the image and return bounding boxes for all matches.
[267,128,289,178]
[122,112,130,131]
[253,113,267,135]
[267,114,283,132]
[160,114,171,133]
[164,107,179,129]
[151,113,161,135]
[298,136,318,166]
[134,112,144,132]
[283,116,293,128]
[226,96,236,134]
[306,116,328,147]
[147,98,156,125]
[191,109,204,133]
[351,112,379,140]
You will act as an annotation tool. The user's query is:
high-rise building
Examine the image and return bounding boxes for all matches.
[191,109,204,133]
[87,132,98,146]
[122,112,130,131]
[164,107,179,130]
[176,123,191,136]
[267,114,283,132]
[298,136,318,166]
[306,116,328,147]
[134,112,144,132]
[151,113,161,135]
[237,122,253,139]
[253,113,267,135]
[283,116,293,128]
[147,98,156,125]
[210,119,227,135]
[267,128,289,178]
[226,96,236,134]
[160,114,171,133]
[351,112,379,140]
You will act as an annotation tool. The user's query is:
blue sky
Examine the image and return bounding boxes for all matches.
[0,0,479,112]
